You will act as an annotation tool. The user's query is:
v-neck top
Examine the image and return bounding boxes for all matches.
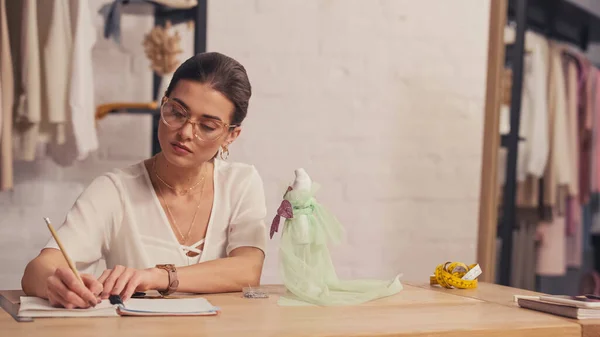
[44,158,268,275]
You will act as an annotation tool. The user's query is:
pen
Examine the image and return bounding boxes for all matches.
[44,217,95,307]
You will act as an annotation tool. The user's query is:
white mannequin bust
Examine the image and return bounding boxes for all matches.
[292,168,311,191]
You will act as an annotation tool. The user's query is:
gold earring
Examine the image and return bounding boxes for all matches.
[220,144,230,160]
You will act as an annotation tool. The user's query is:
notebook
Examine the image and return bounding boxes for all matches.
[517,297,600,320]
[18,296,220,318]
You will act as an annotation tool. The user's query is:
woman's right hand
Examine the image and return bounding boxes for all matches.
[46,267,103,309]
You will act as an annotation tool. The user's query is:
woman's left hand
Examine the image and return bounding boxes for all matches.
[98,265,164,301]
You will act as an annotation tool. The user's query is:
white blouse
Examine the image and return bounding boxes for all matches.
[44,159,268,275]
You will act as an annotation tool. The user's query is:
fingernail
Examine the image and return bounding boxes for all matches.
[88,300,97,307]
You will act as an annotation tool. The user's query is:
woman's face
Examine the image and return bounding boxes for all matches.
[158,80,241,168]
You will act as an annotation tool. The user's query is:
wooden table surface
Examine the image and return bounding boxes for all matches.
[0,284,582,337]
[407,281,600,337]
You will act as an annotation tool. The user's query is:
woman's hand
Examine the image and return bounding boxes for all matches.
[46,267,103,309]
[98,265,166,301]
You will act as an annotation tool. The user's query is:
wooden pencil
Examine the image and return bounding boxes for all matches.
[43,217,84,284]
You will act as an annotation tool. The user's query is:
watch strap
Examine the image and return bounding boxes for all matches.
[155,264,179,296]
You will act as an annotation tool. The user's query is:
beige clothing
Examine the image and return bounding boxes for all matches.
[0,65,2,139]
[536,49,579,276]
[41,0,72,146]
[13,0,42,161]
[518,32,550,180]
[516,175,539,209]
[566,56,580,197]
[536,214,567,276]
[45,0,100,165]
[68,0,98,161]
[0,0,13,191]
[546,42,570,211]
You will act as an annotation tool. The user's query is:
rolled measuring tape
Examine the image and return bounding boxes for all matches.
[429,262,482,289]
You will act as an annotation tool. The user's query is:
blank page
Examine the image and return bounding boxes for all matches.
[123,298,218,313]
[18,297,118,317]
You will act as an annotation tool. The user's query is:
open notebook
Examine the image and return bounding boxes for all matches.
[18,296,220,318]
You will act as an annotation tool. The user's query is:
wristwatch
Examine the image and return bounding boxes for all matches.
[155,264,179,296]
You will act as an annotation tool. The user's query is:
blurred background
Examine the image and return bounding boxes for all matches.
[0,0,597,297]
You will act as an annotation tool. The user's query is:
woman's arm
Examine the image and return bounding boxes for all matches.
[20,174,121,307]
[99,246,264,299]
[22,249,68,298]
[166,247,264,293]
[22,249,103,308]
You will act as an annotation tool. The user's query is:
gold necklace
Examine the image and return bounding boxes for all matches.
[153,156,205,195]
[153,159,207,244]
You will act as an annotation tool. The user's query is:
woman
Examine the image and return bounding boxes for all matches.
[21,52,268,309]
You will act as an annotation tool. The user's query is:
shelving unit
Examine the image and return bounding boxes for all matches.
[498,0,600,287]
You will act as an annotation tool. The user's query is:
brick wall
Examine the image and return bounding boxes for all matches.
[0,0,490,289]
[208,0,490,282]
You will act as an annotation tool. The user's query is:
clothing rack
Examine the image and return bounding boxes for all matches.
[150,1,207,154]
[95,1,207,155]
[498,0,600,286]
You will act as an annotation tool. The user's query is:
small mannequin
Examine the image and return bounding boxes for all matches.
[270,168,403,306]
[290,168,311,245]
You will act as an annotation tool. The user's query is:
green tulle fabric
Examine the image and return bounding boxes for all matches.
[277,183,403,306]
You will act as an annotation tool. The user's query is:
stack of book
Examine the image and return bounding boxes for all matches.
[517,294,600,319]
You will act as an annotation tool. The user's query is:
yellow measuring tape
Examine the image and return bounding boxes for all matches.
[430,262,482,289]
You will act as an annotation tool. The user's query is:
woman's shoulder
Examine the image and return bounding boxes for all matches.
[215,159,263,187]
[84,161,148,194]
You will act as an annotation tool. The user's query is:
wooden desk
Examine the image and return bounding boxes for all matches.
[0,285,581,337]
[407,281,600,337]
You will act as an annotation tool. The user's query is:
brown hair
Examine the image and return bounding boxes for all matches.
[165,52,252,126]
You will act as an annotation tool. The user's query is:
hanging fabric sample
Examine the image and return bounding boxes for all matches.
[13,0,42,161]
[517,31,550,182]
[0,0,13,191]
[40,0,72,147]
[535,41,571,277]
[68,0,99,161]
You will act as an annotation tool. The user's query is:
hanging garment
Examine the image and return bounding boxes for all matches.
[536,214,568,276]
[568,49,594,206]
[566,195,583,267]
[13,0,42,162]
[536,49,579,277]
[564,52,581,234]
[563,50,586,268]
[498,29,550,203]
[511,218,538,291]
[591,69,600,235]
[0,0,13,191]
[68,0,99,161]
[99,0,197,45]
[516,31,550,182]
[0,58,2,140]
[40,0,73,146]
[543,42,570,216]
[593,68,600,195]
[47,0,99,165]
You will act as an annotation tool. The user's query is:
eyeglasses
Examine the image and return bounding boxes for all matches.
[160,97,238,142]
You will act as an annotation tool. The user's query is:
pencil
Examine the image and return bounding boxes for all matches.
[43,217,84,284]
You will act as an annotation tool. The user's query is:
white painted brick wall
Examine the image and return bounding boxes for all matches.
[0,0,490,289]
[208,0,490,283]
